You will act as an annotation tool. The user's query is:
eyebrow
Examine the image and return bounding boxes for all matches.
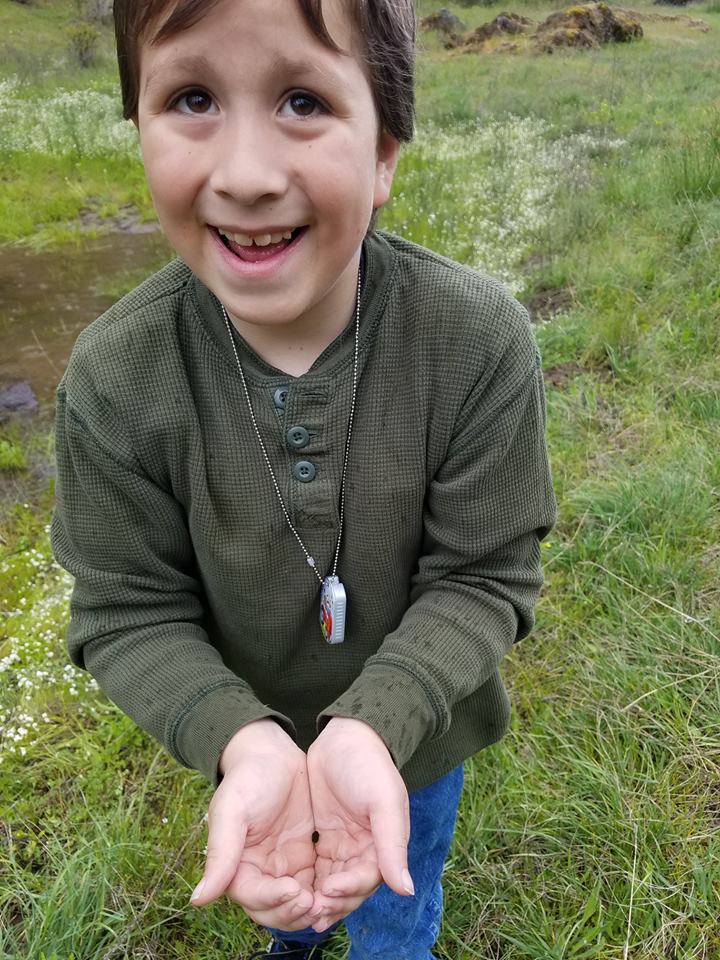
[268,52,345,80]
[143,53,215,94]
[142,50,350,96]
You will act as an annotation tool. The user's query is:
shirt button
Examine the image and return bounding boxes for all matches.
[273,386,289,410]
[293,460,316,482]
[287,425,310,449]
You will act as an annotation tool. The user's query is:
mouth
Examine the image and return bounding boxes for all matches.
[214,225,307,263]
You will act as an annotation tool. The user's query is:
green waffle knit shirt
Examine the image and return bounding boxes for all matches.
[51,230,556,792]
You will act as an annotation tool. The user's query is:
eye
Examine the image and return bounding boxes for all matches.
[280,91,325,120]
[171,89,217,115]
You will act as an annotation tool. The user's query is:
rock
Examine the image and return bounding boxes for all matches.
[420,8,466,48]
[420,8,465,33]
[464,12,534,48]
[536,2,642,51]
[0,381,39,419]
[495,41,520,53]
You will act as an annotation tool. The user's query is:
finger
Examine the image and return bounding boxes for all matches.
[319,861,380,899]
[228,865,303,912]
[311,889,378,929]
[249,887,316,930]
[369,796,413,896]
[313,916,335,935]
[190,806,248,906]
[312,907,352,934]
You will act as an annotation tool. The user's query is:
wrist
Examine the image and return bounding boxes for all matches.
[315,716,392,755]
[218,718,297,776]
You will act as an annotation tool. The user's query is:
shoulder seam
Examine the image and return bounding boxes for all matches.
[75,263,192,348]
[66,404,145,478]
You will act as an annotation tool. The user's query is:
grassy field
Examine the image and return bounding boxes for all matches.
[1,0,719,957]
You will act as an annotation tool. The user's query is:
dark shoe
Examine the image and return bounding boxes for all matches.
[247,937,325,958]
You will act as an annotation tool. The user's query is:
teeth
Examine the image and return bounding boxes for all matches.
[219,228,296,246]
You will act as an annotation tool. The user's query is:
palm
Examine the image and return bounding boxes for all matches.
[305,719,411,932]
[199,742,317,930]
[225,763,316,904]
[311,774,381,894]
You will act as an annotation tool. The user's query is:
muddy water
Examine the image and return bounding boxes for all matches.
[0,231,173,412]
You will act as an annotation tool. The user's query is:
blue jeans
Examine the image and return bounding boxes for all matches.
[267,764,464,959]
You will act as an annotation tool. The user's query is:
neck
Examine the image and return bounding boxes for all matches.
[225,252,361,377]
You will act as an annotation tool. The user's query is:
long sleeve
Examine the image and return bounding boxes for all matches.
[50,235,555,795]
[51,377,294,785]
[320,307,556,768]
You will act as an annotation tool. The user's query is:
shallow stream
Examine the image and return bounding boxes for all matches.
[0,230,172,412]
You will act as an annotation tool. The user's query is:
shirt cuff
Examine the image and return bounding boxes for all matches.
[318,665,438,770]
[172,683,295,787]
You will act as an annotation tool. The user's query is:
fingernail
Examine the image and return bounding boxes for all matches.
[190,879,206,903]
[402,869,415,895]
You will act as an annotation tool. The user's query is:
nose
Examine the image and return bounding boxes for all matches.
[208,111,289,204]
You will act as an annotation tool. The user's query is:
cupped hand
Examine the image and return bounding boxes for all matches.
[305,717,413,933]
[190,719,317,931]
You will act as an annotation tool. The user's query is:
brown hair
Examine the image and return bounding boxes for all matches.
[114,0,416,143]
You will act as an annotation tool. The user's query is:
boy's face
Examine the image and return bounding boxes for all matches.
[135,0,400,335]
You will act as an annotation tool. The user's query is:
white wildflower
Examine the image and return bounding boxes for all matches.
[387,116,626,293]
[1,88,138,159]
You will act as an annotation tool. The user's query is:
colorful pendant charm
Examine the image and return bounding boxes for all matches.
[320,576,347,644]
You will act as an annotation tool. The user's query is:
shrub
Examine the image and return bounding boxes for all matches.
[0,440,27,472]
[67,23,101,68]
[74,0,113,24]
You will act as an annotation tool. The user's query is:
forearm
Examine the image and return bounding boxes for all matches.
[321,358,556,767]
[320,533,540,765]
[53,387,294,785]
[76,617,293,785]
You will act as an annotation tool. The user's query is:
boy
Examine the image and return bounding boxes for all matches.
[51,0,557,956]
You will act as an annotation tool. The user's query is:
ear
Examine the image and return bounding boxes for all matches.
[373,129,401,209]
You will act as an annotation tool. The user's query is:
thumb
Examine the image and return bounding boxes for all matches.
[190,802,248,906]
[369,792,413,897]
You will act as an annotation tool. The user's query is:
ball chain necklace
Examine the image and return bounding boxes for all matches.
[221,265,361,645]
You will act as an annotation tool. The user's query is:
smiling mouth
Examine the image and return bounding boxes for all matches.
[215,225,306,262]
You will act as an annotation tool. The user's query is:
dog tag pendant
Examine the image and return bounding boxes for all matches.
[320,576,347,644]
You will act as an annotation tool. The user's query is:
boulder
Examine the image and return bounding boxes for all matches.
[420,8,466,48]
[464,12,534,48]
[536,2,642,51]
[0,381,38,419]
[420,8,465,33]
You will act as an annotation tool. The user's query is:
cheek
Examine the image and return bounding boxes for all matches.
[313,139,378,205]
[142,140,199,211]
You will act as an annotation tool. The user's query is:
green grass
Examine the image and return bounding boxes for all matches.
[0,441,26,473]
[1,1,719,958]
